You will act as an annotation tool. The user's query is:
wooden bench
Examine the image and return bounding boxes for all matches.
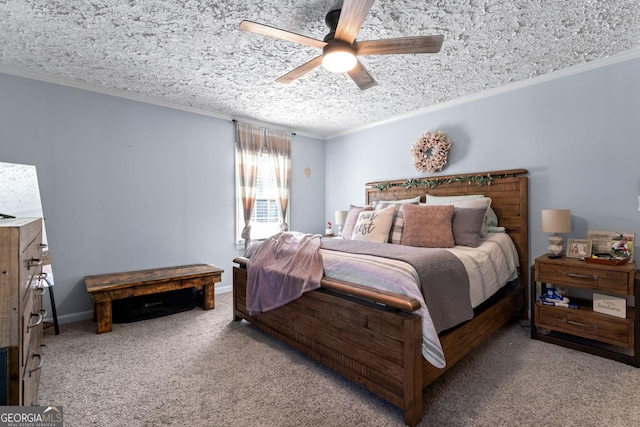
[84,264,223,334]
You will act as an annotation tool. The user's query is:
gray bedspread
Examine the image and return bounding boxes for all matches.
[321,238,472,333]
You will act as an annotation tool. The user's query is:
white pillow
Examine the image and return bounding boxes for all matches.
[372,195,421,206]
[351,206,395,243]
[425,194,484,204]
[424,196,492,237]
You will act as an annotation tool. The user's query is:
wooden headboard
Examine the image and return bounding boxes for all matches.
[366,169,529,291]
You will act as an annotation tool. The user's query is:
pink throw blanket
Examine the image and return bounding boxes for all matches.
[246,232,323,315]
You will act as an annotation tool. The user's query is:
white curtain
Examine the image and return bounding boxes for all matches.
[265,128,291,231]
[236,122,264,248]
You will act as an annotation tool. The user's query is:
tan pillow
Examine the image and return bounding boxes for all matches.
[351,206,395,243]
[400,204,455,248]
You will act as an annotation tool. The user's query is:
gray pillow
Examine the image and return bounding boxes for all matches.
[452,207,487,247]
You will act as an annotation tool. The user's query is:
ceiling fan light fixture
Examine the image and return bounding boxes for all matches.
[322,43,357,73]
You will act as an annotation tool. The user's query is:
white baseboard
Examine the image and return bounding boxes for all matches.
[215,284,232,294]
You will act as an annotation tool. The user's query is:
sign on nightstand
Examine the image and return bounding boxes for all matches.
[593,293,627,319]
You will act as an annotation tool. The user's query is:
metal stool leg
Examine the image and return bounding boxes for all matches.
[44,277,60,335]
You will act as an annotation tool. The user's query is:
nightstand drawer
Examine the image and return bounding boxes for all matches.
[536,262,633,295]
[535,303,633,348]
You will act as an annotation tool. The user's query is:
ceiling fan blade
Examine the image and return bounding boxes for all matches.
[347,60,378,91]
[355,35,444,55]
[276,56,324,84]
[334,0,375,44]
[240,20,327,50]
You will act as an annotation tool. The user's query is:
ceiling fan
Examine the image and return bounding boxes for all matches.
[239,0,443,90]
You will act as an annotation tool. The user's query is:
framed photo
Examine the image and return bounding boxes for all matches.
[587,230,635,261]
[566,238,592,258]
[611,235,633,259]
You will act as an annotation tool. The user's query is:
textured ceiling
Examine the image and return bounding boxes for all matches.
[1,0,639,137]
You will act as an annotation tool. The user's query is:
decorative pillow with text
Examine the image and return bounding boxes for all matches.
[341,205,373,239]
[351,206,395,243]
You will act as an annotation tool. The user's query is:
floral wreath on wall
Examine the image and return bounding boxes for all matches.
[410,130,451,174]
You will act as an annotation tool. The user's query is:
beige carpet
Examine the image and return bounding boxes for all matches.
[40,292,640,426]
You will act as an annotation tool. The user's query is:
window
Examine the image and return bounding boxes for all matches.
[235,121,291,248]
[238,152,282,241]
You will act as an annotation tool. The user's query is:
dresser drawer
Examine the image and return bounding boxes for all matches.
[19,231,43,302]
[535,303,633,348]
[536,262,633,295]
[21,293,43,368]
[22,348,43,406]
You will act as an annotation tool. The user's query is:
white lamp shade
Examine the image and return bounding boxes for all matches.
[335,210,348,226]
[541,209,571,234]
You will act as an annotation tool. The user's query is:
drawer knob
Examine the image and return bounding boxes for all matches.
[27,258,43,269]
[564,318,597,330]
[27,309,47,329]
[29,353,44,377]
[563,272,597,280]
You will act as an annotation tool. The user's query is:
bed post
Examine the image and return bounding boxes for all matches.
[403,315,423,427]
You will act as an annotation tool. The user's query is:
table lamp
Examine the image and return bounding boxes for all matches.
[335,210,348,236]
[541,209,571,258]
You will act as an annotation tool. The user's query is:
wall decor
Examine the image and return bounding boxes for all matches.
[410,130,451,174]
[373,171,508,192]
[566,238,592,258]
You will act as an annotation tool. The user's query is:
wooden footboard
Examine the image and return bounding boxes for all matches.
[233,261,424,425]
[233,260,524,426]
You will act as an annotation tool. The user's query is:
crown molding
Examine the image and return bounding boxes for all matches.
[0,64,322,139]
[3,46,640,142]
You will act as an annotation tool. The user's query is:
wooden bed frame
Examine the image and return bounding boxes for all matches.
[232,169,529,426]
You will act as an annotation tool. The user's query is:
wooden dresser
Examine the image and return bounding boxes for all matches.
[0,218,47,405]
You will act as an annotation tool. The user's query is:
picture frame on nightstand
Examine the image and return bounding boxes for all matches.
[566,238,592,258]
[587,230,635,261]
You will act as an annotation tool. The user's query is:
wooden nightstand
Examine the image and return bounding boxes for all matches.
[531,255,638,366]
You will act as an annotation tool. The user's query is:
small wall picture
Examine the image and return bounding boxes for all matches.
[567,238,592,258]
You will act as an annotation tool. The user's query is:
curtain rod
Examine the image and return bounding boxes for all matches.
[232,119,296,136]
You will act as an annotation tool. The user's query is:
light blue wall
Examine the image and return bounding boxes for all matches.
[2,54,638,321]
[326,55,640,265]
[0,73,325,322]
